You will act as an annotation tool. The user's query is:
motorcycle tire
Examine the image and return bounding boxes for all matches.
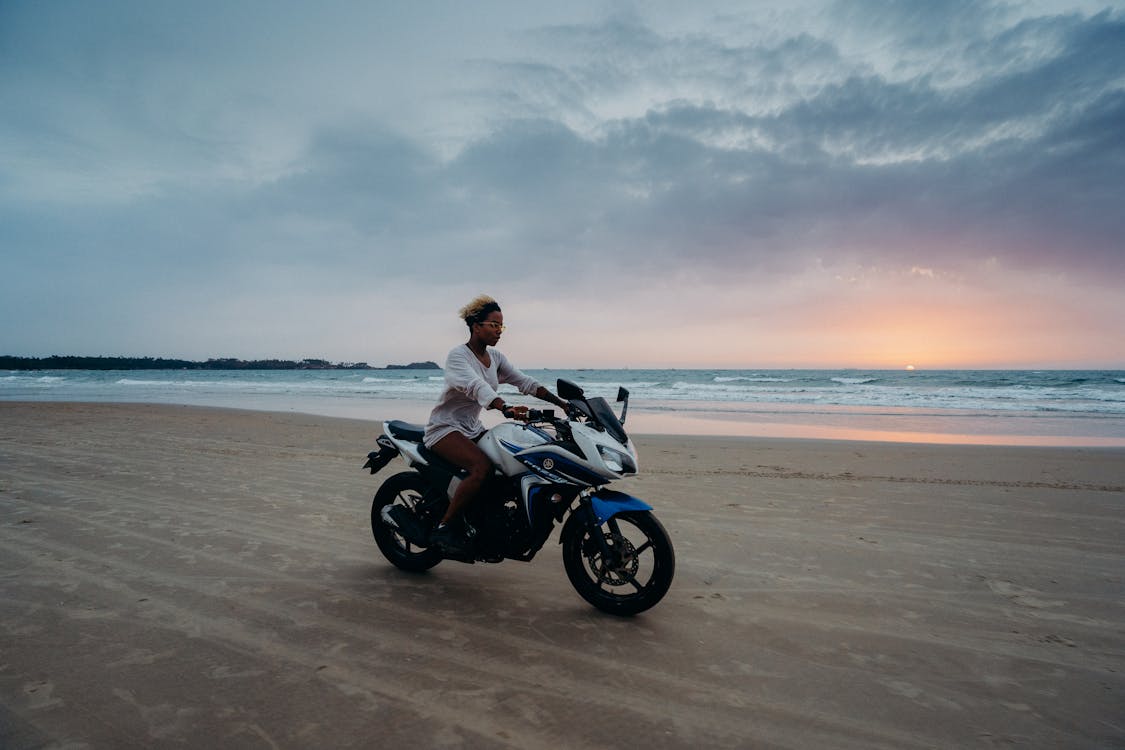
[371,471,443,572]
[562,510,675,616]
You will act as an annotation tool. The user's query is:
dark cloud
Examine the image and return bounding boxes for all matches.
[256,127,438,228]
[441,5,1125,279]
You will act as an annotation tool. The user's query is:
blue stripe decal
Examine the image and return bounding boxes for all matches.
[527,425,553,441]
[518,451,604,486]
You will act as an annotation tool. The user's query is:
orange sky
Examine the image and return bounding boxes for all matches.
[491,262,1125,369]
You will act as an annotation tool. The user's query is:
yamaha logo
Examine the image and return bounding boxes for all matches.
[541,458,555,470]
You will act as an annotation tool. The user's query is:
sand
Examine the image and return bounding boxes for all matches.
[1,401,1123,749]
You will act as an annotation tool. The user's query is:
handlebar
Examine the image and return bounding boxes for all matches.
[503,407,563,424]
[502,406,543,420]
[507,407,552,422]
[503,404,585,425]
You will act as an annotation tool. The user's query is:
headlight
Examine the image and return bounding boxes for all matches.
[597,445,636,474]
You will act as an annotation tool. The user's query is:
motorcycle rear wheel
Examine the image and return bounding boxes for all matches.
[562,510,674,616]
[371,471,442,572]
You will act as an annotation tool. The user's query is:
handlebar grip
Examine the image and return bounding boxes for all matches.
[504,407,554,423]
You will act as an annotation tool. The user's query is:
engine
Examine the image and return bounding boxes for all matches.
[467,494,532,560]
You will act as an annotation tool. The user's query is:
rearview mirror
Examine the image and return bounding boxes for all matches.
[557,379,585,400]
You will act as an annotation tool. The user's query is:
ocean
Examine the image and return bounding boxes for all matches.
[4,368,1125,446]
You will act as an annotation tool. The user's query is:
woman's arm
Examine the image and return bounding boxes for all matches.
[533,385,568,410]
[495,352,566,410]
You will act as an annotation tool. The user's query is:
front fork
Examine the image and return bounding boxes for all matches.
[574,491,621,563]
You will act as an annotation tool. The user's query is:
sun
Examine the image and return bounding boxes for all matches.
[905,364,916,371]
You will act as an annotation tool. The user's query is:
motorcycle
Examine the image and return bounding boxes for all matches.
[362,378,675,615]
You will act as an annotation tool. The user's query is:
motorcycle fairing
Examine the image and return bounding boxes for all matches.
[382,421,430,468]
[588,488,653,524]
[521,478,575,526]
[517,448,607,486]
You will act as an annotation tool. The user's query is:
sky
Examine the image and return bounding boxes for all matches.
[2,0,1123,369]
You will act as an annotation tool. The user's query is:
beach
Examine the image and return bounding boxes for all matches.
[2,401,1123,749]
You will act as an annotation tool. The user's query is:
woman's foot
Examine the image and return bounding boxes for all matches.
[430,522,471,556]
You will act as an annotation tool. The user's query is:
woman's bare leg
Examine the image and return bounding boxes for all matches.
[428,431,492,525]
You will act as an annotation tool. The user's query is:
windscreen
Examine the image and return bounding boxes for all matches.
[585,397,628,445]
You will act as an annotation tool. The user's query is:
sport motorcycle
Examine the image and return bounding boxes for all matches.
[362,378,674,615]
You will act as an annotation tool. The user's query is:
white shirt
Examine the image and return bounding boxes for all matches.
[423,344,541,447]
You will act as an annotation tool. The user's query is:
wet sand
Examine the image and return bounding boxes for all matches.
[1,402,1123,749]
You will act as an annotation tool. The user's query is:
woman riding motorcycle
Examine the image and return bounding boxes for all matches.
[424,295,567,555]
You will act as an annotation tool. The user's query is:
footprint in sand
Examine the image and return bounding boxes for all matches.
[986,580,1066,609]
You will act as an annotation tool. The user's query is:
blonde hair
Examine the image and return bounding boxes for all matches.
[459,294,501,326]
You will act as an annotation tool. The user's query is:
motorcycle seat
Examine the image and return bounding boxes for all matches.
[385,419,471,479]
[386,420,426,443]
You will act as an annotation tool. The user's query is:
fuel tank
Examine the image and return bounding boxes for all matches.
[478,422,552,476]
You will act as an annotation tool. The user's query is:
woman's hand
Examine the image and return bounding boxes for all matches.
[503,405,530,421]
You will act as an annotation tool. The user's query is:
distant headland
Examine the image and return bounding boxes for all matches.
[0,356,441,371]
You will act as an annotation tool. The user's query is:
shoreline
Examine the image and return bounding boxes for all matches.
[8,395,1125,449]
[2,401,1122,748]
[624,405,1125,447]
[4,366,1124,448]
[5,395,1123,447]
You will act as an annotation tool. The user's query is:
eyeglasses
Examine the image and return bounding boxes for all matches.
[477,321,506,331]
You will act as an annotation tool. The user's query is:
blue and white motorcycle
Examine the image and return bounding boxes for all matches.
[363,379,675,615]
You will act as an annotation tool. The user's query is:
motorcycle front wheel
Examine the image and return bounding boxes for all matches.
[371,471,442,572]
[562,510,675,616]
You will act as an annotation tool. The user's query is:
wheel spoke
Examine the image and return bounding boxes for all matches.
[634,539,653,556]
[593,561,611,586]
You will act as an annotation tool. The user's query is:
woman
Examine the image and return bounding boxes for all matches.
[425,295,568,555]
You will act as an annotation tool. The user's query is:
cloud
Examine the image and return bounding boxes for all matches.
[1,1,1122,364]
[467,5,1125,280]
